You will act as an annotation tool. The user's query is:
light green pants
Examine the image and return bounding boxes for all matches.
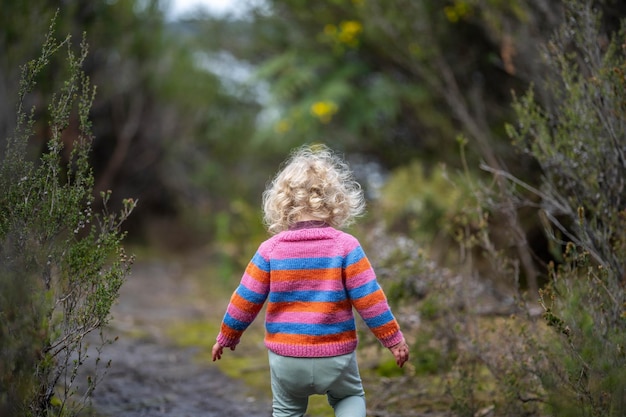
[268,350,366,417]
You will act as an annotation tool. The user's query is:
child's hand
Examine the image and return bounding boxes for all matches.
[212,342,236,361]
[389,338,410,368]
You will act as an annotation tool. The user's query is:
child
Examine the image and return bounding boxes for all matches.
[212,144,409,417]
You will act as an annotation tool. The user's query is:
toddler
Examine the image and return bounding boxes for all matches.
[212,144,409,417]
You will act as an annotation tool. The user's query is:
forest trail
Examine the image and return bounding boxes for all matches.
[85,256,272,417]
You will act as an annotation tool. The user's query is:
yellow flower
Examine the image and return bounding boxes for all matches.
[310,101,339,124]
[444,1,471,23]
[320,21,362,50]
[337,20,362,48]
[340,20,362,36]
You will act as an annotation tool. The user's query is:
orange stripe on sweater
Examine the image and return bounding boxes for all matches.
[351,289,387,308]
[220,324,242,340]
[267,300,352,315]
[270,268,341,282]
[245,262,270,282]
[370,320,400,339]
[345,257,371,277]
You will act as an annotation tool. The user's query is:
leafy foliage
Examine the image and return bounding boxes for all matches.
[507,16,626,279]
[479,2,626,415]
[358,2,626,416]
[377,160,476,256]
[0,16,135,416]
[539,246,625,416]
[503,3,625,413]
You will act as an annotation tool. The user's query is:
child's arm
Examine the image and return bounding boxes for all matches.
[344,244,409,367]
[211,341,236,361]
[389,338,410,367]
[213,251,270,357]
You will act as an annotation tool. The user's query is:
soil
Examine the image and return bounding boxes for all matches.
[83,256,273,417]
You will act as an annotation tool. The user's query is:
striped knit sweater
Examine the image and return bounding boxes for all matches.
[216,224,404,357]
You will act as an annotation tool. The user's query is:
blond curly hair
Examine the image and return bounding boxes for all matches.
[262,145,366,234]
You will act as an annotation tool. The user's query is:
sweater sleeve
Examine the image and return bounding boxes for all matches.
[343,244,404,348]
[216,251,270,347]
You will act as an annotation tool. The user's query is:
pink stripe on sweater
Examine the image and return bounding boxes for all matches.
[227,303,257,323]
[266,340,358,358]
[270,279,344,292]
[357,301,391,320]
[345,269,376,289]
[266,310,353,324]
[268,241,340,258]
[241,273,268,294]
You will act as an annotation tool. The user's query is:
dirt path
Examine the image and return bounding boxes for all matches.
[86,257,272,417]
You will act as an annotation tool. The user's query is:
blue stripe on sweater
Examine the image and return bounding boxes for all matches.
[344,245,366,267]
[347,279,380,300]
[266,319,356,336]
[236,285,267,304]
[223,312,249,330]
[269,290,347,303]
[271,256,343,270]
[363,310,394,329]
[251,252,270,272]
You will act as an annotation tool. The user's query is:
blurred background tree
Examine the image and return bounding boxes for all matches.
[3,0,624,240]
[1,0,623,300]
[1,0,273,254]
[2,0,624,302]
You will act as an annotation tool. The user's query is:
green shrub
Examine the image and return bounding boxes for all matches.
[537,246,626,416]
[0,15,135,416]
[381,2,626,415]
[480,2,626,415]
[378,161,471,244]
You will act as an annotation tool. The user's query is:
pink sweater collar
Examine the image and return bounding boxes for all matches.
[278,225,340,241]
